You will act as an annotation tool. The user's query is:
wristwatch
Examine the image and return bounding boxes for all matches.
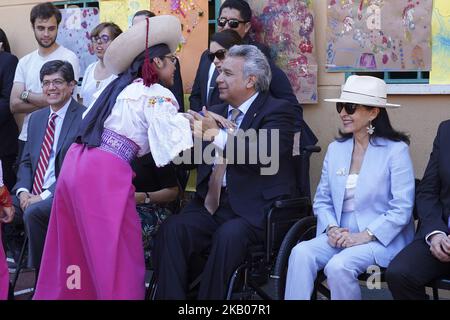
[366,228,376,241]
[20,90,30,103]
[144,192,151,204]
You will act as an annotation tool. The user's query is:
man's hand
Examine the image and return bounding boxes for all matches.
[0,206,15,223]
[430,233,450,263]
[187,107,221,141]
[19,192,43,210]
[19,191,32,211]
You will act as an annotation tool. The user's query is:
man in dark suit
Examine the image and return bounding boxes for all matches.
[153,44,297,299]
[386,120,450,299]
[189,0,317,196]
[0,47,19,190]
[10,60,85,275]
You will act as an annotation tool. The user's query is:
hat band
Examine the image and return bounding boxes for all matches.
[340,90,387,106]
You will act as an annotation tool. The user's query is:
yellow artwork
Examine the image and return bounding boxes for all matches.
[99,0,149,31]
[430,0,450,84]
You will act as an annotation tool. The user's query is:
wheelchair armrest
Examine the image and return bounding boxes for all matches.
[272,197,311,209]
[302,145,321,154]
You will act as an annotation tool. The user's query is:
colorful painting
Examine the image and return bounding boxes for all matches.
[430,0,450,84]
[58,8,100,77]
[99,0,149,31]
[248,0,318,104]
[326,0,432,72]
[150,0,208,94]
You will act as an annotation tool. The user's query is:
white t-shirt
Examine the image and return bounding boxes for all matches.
[13,45,79,141]
[80,61,117,109]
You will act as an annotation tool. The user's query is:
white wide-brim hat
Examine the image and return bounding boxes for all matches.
[324,75,400,108]
[104,15,182,75]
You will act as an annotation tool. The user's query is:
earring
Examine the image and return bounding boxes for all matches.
[367,121,375,135]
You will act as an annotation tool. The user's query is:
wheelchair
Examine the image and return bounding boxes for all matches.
[271,179,450,300]
[146,144,321,300]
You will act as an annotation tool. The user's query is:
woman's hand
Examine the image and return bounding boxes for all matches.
[0,205,15,224]
[339,231,373,248]
[327,227,349,247]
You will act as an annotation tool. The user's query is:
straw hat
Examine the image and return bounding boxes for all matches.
[104,15,182,75]
[324,75,400,108]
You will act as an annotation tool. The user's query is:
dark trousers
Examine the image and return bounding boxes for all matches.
[386,238,450,299]
[11,195,52,269]
[153,193,264,300]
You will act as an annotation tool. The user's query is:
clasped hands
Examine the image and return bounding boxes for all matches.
[183,106,236,141]
[19,191,42,211]
[429,233,450,263]
[327,226,373,248]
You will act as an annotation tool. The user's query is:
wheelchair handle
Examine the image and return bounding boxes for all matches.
[301,145,321,153]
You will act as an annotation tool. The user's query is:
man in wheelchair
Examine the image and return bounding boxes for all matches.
[152,45,298,299]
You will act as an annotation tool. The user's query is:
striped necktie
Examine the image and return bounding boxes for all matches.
[204,108,241,214]
[32,113,58,195]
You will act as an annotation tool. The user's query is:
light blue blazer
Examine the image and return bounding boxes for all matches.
[314,137,415,267]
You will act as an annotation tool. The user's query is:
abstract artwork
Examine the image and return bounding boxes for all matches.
[149,0,208,93]
[58,8,100,77]
[99,0,149,31]
[248,0,318,104]
[430,0,450,84]
[326,0,432,72]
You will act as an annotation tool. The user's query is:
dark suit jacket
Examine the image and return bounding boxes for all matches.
[13,98,86,195]
[415,120,450,239]
[0,51,19,157]
[189,49,318,147]
[194,92,297,229]
[168,58,184,112]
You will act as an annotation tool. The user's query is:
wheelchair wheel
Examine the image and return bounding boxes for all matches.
[271,216,317,300]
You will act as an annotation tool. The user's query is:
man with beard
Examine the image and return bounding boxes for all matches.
[10,2,79,162]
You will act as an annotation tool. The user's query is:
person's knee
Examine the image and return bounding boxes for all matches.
[386,258,408,287]
[324,255,355,279]
[23,203,49,226]
[289,242,314,266]
[212,222,248,250]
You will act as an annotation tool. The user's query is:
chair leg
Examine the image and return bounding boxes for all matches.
[11,234,28,291]
[432,284,439,300]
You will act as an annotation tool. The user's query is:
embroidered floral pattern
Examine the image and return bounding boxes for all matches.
[148,96,175,107]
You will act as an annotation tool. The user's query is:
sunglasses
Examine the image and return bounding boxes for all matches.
[91,34,111,44]
[207,49,227,62]
[336,102,359,115]
[217,17,248,29]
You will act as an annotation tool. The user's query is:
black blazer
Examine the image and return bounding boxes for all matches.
[194,92,297,229]
[415,120,450,239]
[189,49,318,147]
[13,98,86,195]
[0,51,19,157]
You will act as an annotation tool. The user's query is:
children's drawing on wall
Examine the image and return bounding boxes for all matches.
[58,8,100,77]
[430,0,450,84]
[248,0,318,104]
[326,0,432,72]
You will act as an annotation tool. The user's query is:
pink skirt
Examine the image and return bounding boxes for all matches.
[0,228,8,300]
[34,143,145,299]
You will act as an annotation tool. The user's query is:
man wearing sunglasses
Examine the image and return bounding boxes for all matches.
[190,0,318,196]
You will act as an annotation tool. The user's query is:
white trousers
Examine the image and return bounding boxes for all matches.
[284,213,377,300]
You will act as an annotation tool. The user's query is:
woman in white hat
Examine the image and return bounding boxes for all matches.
[34,16,193,300]
[285,75,415,300]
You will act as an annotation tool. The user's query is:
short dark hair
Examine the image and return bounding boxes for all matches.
[210,29,242,50]
[0,28,11,53]
[133,10,156,20]
[90,22,123,41]
[219,0,252,22]
[30,2,62,27]
[40,60,75,83]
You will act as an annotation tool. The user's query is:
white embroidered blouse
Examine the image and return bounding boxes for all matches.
[103,79,193,166]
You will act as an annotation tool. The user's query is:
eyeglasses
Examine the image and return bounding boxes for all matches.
[207,49,227,62]
[42,79,67,88]
[91,34,111,44]
[162,55,177,64]
[336,102,359,115]
[217,17,248,29]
